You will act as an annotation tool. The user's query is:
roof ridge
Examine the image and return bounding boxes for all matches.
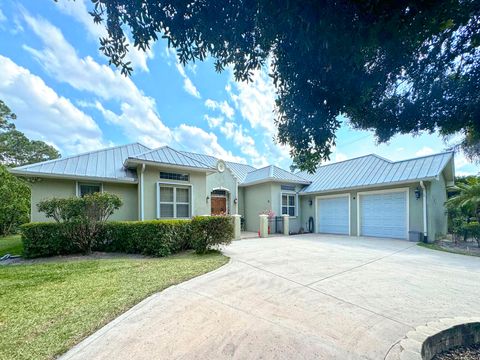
[128,145,215,169]
[390,150,454,165]
[13,142,149,170]
[179,150,256,169]
[298,154,384,174]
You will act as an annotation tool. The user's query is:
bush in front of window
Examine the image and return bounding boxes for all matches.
[190,216,234,254]
[36,193,123,254]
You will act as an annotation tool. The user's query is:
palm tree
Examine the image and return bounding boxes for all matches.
[446,177,480,222]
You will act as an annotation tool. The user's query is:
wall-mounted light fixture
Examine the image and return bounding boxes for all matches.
[309,199,313,206]
[233,198,238,204]
[206,196,210,203]
[414,187,421,200]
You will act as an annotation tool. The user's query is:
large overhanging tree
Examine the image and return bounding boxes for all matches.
[85,0,480,172]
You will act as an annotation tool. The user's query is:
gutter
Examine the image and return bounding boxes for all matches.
[420,180,428,242]
[139,163,146,221]
[8,170,138,184]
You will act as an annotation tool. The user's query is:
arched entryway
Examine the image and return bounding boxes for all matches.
[211,188,230,215]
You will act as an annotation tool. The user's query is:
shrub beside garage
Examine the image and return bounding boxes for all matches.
[22,217,233,259]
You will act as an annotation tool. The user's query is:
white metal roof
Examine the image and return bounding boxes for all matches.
[179,151,256,183]
[298,152,454,194]
[10,143,150,183]
[126,146,214,171]
[242,165,311,186]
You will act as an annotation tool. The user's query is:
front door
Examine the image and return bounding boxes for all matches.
[211,197,227,215]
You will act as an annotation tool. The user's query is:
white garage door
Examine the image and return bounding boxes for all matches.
[359,191,407,239]
[317,196,349,235]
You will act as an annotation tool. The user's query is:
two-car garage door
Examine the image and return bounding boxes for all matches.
[316,189,408,239]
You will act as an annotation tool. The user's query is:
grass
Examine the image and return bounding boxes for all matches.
[0,251,228,360]
[0,234,23,257]
[417,242,480,257]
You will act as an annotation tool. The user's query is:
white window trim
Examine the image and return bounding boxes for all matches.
[76,181,103,197]
[280,191,298,218]
[314,193,351,235]
[356,187,409,239]
[156,181,194,219]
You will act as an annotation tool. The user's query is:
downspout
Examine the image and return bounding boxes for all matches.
[420,181,427,242]
[235,180,239,215]
[140,163,145,221]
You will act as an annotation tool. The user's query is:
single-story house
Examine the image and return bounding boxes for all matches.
[11,143,455,241]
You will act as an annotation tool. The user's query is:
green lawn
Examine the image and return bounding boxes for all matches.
[0,234,23,257]
[0,251,228,360]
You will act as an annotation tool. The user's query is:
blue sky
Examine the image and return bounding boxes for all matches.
[0,0,478,176]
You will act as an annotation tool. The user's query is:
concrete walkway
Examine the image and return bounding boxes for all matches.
[61,234,480,360]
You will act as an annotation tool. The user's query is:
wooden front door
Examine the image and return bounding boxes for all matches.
[211,197,227,215]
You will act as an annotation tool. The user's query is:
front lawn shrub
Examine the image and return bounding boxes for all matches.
[191,216,234,254]
[21,222,81,258]
[22,220,193,258]
[98,220,192,256]
[37,193,122,254]
[463,222,480,247]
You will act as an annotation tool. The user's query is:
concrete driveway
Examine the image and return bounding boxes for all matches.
[61,234,480,360]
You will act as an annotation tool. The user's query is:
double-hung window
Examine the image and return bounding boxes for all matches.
[281,193,296,217]
[158,185,191,218]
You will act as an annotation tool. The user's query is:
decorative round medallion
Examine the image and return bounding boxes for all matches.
[216,160,226,173]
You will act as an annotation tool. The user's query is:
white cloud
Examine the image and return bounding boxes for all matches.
[415,146,435,157]
[175,63,201,98]
[204,99,235,119]
[22,13,172,147]
[0,8,6,23]
[173,125,246,163]
[227,66,276,136]
[219,121,269,167]
[54,0,153,72]
[0,55,105,154]
[204,114,224,128]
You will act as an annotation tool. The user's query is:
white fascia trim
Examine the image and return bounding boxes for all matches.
[315,193,351,236]
[356,187,410,239]
[10,171,137,184]
[126,159,216,174]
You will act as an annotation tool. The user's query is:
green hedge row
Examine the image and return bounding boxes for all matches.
[21,216,234,258]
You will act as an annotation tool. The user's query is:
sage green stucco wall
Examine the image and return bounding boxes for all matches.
[30,179,76,222]
[237,187,245,218]
[299,183,426,238]
[206,169,238,214]
[243,183,272,232]
[141,165,208,220]
[427,174,448,240]
[102,183,138,221]
[30,179,138,222]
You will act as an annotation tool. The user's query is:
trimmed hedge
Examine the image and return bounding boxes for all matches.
[97,220,192,256]
[21,216,234,258]
[22,222,81,258]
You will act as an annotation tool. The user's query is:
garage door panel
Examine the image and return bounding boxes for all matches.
[317,196,349,235]
[360,191,407,239]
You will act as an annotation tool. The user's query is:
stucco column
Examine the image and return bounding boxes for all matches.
[282,214,289,235]
[232,214,241,240]
[259,214,268,238]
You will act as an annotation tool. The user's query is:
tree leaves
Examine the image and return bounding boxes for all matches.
[84,0,480,172]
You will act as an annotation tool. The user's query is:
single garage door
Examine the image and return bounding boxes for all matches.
[359,191,407,239]
[317,196,349,235]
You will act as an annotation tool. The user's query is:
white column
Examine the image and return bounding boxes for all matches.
[259,214,268,238]
[232,214,241,240]
[282,214,289,236]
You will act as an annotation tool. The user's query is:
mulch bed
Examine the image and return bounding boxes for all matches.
[436,239,480,256]
[433,343,480,359]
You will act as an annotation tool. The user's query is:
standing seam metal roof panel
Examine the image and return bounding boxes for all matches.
[300,152,453,194]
